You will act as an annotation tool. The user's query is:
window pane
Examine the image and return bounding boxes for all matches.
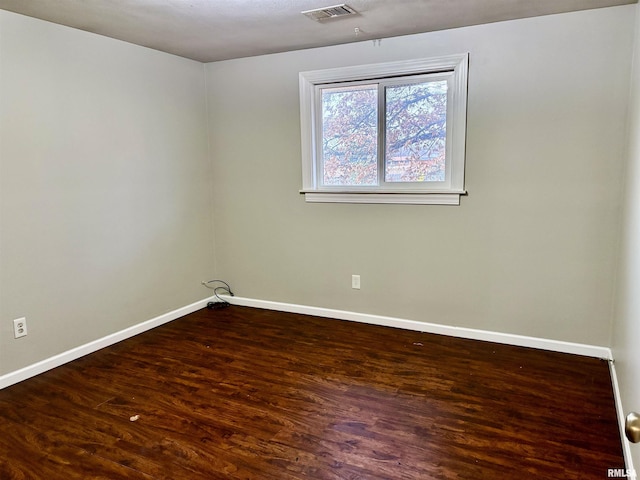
[321,85,377,186]
[385,80,447,183]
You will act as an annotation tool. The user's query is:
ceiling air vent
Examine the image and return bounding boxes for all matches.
[302,4,358,21]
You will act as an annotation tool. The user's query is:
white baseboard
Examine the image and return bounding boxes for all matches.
[609,361,637,478]
[1,294,612,391]
[223,295,613,360]
[0,296,215,390]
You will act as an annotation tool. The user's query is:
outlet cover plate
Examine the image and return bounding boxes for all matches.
[13,317,27,338]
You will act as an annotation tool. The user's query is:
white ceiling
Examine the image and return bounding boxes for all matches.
[0,0,635,63]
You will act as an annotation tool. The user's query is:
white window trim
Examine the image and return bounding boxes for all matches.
[299,53,469,205]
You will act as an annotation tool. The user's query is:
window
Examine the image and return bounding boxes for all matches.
[299,54,468,205]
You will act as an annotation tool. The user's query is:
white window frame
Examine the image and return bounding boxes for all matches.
[299,53,469,205]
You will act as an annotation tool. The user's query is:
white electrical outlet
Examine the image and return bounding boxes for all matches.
[352,274,361,290]
[13,317,27,339]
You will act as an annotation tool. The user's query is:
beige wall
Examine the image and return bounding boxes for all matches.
[0,11,214,375]
[1,5,637,379]
[613,4,640,471]
[205,6,635,346]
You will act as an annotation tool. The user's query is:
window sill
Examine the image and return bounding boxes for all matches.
[300,191,466,205]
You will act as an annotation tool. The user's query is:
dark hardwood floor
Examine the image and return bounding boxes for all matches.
[0,306,624,479]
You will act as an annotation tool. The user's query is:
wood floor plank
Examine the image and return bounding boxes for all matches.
[0,306,624,479]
